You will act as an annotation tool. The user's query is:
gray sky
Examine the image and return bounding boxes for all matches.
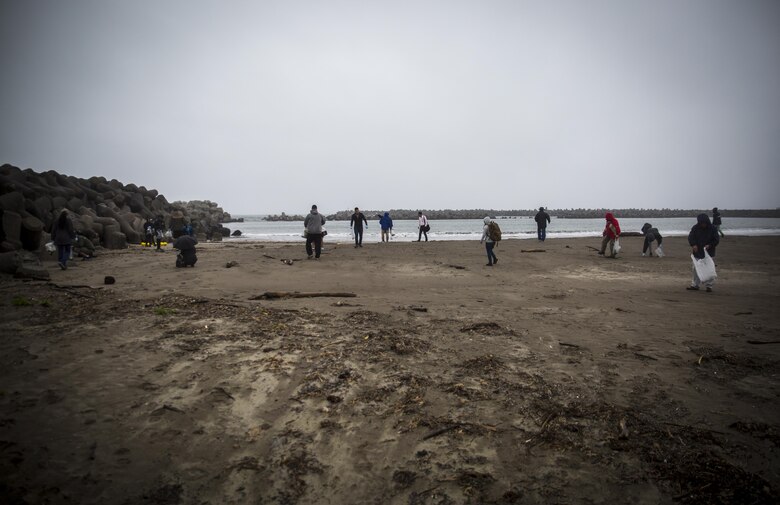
[1,0,779,215]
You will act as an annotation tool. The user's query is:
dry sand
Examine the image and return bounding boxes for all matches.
[1,235,779,504]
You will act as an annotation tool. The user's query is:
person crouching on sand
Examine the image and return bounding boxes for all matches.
[599,212,621,257]
[480,217,498,266]
[173,235,198,267]
[304,204,326,259]
[641,223,664,257]
[687,213,719,292]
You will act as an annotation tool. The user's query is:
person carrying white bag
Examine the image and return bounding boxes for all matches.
[687,213,720,292]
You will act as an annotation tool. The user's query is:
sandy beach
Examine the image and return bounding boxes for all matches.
[1,235,779,504]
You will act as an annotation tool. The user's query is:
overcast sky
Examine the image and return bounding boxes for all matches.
[1,1,779,215]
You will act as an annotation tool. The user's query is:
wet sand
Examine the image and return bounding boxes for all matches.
[1,235,779,504]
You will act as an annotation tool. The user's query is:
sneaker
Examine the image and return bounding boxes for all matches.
[597,252,604,256]
[58,261,65,270]
[706,287,712,292]
[485,263,493,267]
[686,286,699,291]
[493,258,498,264]
[307,255,313,260]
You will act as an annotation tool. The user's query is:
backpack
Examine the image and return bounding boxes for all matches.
[487,221,502,242]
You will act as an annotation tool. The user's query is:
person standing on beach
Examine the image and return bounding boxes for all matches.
[598,212,621,257]
[379,212,393,242]
[417,211,429,242]
[687,213,720,292]
[304,204,326,259]
[534,207,551,241]
[712,207,724,238]
[480,217,499,266]
[350,207,368,248]
[153,215,166,251]
[641,223,664,257]
[51,210,76,270]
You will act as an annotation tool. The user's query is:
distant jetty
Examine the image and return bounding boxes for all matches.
[264,208,780,221]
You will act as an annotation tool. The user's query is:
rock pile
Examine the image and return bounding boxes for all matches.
[0,164,233,253]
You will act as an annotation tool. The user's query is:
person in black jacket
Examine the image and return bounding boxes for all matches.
[534,207,551,241]
[350,207,368,248]
[51,210,76,270]
[687,213,720,292]
[712,207,724,238]
[641,223,664,257]
[153,215,166,251]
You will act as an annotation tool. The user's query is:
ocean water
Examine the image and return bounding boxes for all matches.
[224,216,780,243]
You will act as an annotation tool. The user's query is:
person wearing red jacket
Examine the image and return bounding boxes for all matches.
[598,212,621,257]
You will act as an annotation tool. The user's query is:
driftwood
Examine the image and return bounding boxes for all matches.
[250,291,357,300]
[422,424,460,440]
[47,282,101,299]
[586,246,601,252]
[746,340,780,345]
[521,249,546,253]
[558,342,580,348]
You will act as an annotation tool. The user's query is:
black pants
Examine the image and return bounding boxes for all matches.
[354,228,363,246]
[176,251,197,267]
[418,227,428,241]
[306,233,323,258]
[643,236,663,254]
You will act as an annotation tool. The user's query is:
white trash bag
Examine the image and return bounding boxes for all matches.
[655,245,665,258]
[44,241,56,254]
[692,249,717,284]
[612,238,621,256]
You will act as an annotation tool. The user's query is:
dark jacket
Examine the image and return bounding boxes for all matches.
[712,209,722,226]
[688,214,719,259]
[641,223,663,243]
[51,216,76,246]
[534,211,551,228]
[379,212,393,231]
[350,212,368,230]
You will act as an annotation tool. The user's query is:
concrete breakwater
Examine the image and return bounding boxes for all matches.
[0,164,235,277]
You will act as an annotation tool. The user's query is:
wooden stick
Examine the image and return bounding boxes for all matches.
[249,291,357,300]
[521,249,546,253]
[634,352,658,361]
[746,340,780,345]
[422,424,459,440]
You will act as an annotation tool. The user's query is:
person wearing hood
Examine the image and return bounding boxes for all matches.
[304,205,326,259]
[687,213,720,291]
[51,210,76,270]
[480,217,499,266]
[173,235,198,267]
[641,223,664,257]
[598,212,621,257]
[712,207,724,238]
[379,212,393,243]
[534,207,551,241]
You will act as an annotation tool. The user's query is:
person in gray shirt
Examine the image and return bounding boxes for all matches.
[304,204,326,259]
